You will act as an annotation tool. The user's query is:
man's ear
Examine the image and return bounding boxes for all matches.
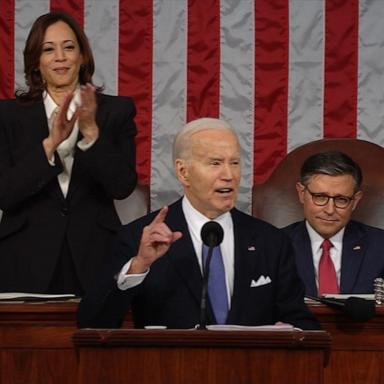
[296,182,305,204]
[352,190,363,211]
[175,158,189,186]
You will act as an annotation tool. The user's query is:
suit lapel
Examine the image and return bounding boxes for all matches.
[66,143,84,199]
[291,222,318,297]
[66,94,105,199]
[20,101,64,201]
[226,209,259,324]
[19,100,49,140]
[340,222,366,293]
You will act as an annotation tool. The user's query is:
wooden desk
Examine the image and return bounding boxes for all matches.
[0,302,382,384]
[73,328,330,384]
[0,301,78,384]
[311,303,384,384]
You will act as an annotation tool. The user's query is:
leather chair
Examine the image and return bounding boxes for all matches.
[252,139,384,230]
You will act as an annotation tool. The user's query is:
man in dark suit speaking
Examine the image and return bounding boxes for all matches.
[283,151,384,297]
[78,118,319,330]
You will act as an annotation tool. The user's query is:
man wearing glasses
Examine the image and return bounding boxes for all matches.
[283,150,384,297]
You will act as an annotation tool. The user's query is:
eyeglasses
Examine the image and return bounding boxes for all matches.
[304,186,355,209]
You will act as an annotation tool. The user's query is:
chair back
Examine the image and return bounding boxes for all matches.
[252,139,384,229]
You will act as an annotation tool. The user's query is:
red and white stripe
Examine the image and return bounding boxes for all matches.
[1,0,384,212]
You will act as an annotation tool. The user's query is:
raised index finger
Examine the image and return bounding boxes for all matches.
[150,206,168,226]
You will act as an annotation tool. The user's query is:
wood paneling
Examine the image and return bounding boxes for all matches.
[0,302,383,384]
[0,302,78,384]
[311,304,384,384]
[73,329,330,384]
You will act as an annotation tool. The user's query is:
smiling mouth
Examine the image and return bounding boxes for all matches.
[317,217,338,223]
[53,68,70,73]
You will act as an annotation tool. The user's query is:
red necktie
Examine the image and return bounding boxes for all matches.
[318,239,339,296]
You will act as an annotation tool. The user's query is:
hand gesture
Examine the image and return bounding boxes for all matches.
[42,91,79,160]
[78,83,99,143]
[129,207,183,274]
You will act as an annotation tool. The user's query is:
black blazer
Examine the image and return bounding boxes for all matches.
[0,94,137,293]
[283,220,384,296]
[77,199,320,330]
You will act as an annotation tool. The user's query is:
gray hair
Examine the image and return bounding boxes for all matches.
[172,117,237,162]
[300,150,363,191]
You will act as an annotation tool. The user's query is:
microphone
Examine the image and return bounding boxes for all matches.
[198,221,224,330]
[306,295,376,322]
[201,221,224,247]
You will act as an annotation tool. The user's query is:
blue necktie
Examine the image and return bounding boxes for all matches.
[202,244,228,324]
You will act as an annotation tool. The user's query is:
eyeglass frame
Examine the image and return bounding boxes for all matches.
[303,185,356,209]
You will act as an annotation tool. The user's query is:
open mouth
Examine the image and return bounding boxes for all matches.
[215,188,234,195]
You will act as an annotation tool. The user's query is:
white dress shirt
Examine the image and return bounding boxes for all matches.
[117,196,235,307]
[305,221,345,289]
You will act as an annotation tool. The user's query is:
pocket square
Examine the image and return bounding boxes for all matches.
[251,275,272,287]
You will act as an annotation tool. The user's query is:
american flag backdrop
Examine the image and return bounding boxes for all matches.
[1,0,384,214]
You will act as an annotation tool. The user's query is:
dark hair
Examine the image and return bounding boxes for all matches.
[15,11,102,102]
[300,150,362,191]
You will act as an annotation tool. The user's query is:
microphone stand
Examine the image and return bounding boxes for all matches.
[306,295,375,321]
[198,245,214,330]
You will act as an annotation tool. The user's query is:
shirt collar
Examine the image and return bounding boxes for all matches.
[182,196,232,240]
[43,87,81,119]
[305,220,345,252]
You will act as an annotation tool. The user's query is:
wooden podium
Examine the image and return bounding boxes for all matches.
[73,328,331,384]
[1,302,383,384]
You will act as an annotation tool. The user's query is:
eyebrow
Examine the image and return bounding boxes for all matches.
[207,156,240,162]
[42,39,75,45]
[305,186,354,198]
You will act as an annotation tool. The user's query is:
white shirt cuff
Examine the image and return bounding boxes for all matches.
[48,156,55,166]
[117,259,149,290]
[77,137,96,151]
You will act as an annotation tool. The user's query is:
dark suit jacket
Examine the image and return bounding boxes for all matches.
[0,94,137,293]
[283,220,384,296]
[77,199,320,330]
